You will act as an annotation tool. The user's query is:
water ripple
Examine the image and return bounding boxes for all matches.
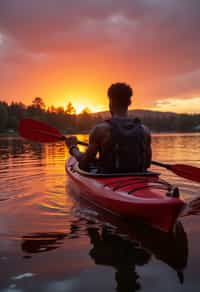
[0,135,200,239]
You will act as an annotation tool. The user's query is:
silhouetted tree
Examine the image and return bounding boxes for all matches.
[9,102,26,118]
[0,102,8,131]
[27,97,46,118]
[81,107,91,114]
[32,97,45,110]
[1,97,200,133]
[65,102,76,115]
[77,107,93,131]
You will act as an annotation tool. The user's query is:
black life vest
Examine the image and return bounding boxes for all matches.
[99,117,147,173]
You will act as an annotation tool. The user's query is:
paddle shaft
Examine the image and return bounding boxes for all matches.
[151,160,170,169]
[33,129,88,146]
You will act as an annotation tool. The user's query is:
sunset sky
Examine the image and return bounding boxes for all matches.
[1,0,200,113]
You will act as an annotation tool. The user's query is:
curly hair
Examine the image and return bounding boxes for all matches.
[107,83,133,109]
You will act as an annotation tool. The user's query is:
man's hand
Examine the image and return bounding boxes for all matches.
[65,136,78,148]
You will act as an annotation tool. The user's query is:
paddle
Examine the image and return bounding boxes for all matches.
[19,118,200,183]
[19,118,87,146]
[152,161,200,183]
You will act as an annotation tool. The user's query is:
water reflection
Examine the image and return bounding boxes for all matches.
[86,207,188,288]
[20,205,188,291]
[22,233,66,257]
[21,222,81,257]
[152,133,200,165]
[0,137,44,160]
[0,135,199,291]
[87,225,149,291]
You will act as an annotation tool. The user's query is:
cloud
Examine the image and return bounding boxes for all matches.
[152,96,200,113]
[1,0,200,110]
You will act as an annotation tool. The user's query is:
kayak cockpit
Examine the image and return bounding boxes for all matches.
[71,160,160,178]
[67,157,179,198]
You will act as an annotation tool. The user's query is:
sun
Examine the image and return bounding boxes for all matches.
[55,94,107,114]
[71,99,102,114]
[55,100,91,114]
[73,103,89,114]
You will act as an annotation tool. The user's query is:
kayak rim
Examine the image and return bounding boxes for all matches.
[72,162,160,178]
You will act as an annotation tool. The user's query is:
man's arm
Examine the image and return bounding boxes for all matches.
[66,127,99,170]
[79,128,99,170]
[143,125,152,169]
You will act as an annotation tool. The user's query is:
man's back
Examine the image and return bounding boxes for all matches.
[67,83,152,173]
[80,117,152,173]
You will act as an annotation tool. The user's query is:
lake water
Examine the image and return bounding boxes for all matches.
[0,133,200,292]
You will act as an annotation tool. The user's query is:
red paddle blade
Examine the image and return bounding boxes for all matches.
[170,164,200,183]
[19,118,63,143]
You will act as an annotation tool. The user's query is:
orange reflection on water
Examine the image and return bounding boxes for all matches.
[0,133,200,237]
[1,134,200,291]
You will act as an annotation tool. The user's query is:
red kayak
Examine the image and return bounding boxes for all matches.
[66,157,186,232]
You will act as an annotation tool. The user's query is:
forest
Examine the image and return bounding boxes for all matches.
[0,97,200,133]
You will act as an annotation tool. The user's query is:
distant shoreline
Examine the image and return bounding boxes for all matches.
[0,130,199,139]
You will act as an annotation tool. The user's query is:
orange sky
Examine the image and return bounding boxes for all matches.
[1,1,200,113]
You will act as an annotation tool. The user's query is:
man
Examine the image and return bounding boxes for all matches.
[66,83,152,173]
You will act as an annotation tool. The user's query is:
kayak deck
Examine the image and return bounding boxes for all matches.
[66,157,185,232]
[96,176,172,199]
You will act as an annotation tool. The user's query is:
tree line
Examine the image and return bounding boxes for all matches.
[0,97,99,133]
[0,97,200,133]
